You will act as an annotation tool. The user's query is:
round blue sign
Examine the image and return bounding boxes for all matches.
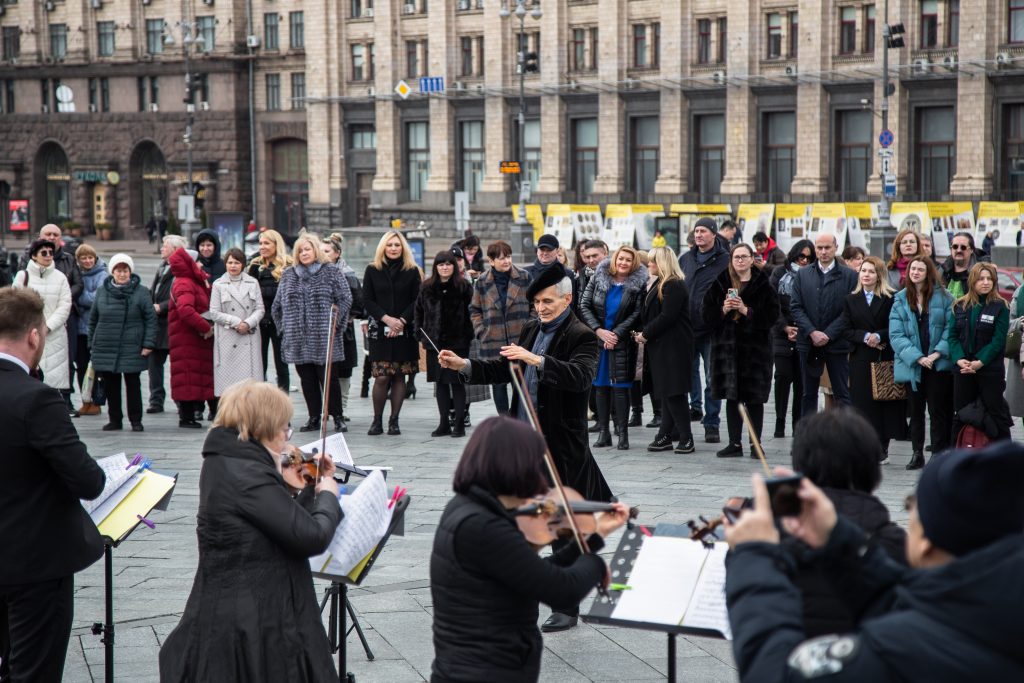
[879,129,894,148]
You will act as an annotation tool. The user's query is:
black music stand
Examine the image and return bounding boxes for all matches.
[91,472,177,683]
[315,495,410,683]
[582,524,727,683]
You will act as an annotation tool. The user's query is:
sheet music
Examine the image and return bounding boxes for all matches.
[310,469,392,576]
[611,536,705,626]
[681,543,732,639]
[298,432,354,467]
[82,453,142,515]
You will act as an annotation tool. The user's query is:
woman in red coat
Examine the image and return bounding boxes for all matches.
[169,247,215,428]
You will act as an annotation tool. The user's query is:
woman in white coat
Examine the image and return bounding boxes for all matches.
[14,239,72,396]
[209,247,265,397]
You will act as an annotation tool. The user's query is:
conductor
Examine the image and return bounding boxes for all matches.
[439,264,612,632]
[0,288,106,682]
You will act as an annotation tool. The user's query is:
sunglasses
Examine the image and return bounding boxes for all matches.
[951,244,971,251]
[36,249,53,256]
[796,254,812,262]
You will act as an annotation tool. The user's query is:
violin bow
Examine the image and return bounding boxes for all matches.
[317,304,342,481]
[509,363,590,556]
[739,402,772,477]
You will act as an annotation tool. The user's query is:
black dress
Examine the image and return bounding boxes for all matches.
[640,278,693,399]
[362,258,422,364]
[840,292,908,443]
[159,427,342,683]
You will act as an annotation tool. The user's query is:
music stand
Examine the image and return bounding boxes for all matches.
[91,471,177,683]
[582,524,728,683]
[314,495,410,683]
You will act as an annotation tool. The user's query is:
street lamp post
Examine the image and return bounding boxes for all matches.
[499,0,542,265]
[164,22,206,242]
[872,0,904,256]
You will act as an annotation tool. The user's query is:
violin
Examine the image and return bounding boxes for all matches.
[513,486,640,551]
[280,445,335,488]
[686,496,752,549]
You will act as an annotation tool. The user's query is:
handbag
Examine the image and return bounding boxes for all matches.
[870,359,907,401]
[1005,316,1023,359]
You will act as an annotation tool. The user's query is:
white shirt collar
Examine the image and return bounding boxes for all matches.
[818,260,836,274]
[0,351,30,374]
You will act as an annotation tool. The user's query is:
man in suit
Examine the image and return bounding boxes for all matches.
[439,264,612,633]
[148,234,187,413]
[0,287,106,683]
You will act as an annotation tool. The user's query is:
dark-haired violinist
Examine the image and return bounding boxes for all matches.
[439,265,614,632]
[430,416,629,683]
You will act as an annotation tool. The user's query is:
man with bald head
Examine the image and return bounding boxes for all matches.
[789,233,858,418]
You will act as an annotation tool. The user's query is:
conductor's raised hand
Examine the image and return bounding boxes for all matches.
[724,474,779,549]
[437,349,467,371]
[778,471,837,550]
[596,502,631,538]
[500,344,543,366]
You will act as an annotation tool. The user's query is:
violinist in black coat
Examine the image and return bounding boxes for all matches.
[0,287,105,683]
[840,257,908,456]
[430,417,630,683]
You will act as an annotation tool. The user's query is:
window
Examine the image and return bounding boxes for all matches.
[265,73,281,110]
[406,40,423,78]
[289,11,305,49]
[41,80,50,112]
[1,79,13,114]
[948,0,959,46]
[407,121,430,202]
[352,44,366,80]
[762,111,796,196]
[865,5,876,53]
[3,26,20,61]
[767,13,782,59]
[836,110,872,198]
[460,37,473,76]
[920,0,938,48]
[369,43,376,79]
[97,21,115,57]
[633,25,648,68]
[697,19,711,64]
[694,114,725,196]
[460,121,484,203]
[101,77,110,112]
[272,139,309,235]
[717,18,728,63]
[264,13,280,50]
[146,19,164,55]
[839,7,857,54]
[916,106,955,198]
[350,125,376,149]
[569,27,597,71]
[195,73,209,105]
[137,76,159,112]
[49,24,67,59]
[572,118,598,201]
[788,11,799,57]
[631,117,659,202]
[197,16,215,53]
[351,0,374,18]
[1004,104,1024,196]
[290,72,305,110]
[523,118,541,190]
[1013,0,1024,43]
[652,23,660,67]
[42,143,70,221]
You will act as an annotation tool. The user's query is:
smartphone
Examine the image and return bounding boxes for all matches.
[727,288,739,299]
[766,475,804,517]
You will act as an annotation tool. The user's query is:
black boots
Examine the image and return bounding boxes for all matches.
[367,416,384,436]
[907,450,926,470]
[299,416,319,432]
[614,388,630,450]
[431,418,452,437]
[387,416,401,435]
[593,388,612,447]
[628,407,642,427]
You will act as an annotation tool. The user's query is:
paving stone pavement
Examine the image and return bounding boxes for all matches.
[56,251,1020,682]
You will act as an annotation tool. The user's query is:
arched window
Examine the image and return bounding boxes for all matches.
[42,143,70,223]
[132,141,168,227]
[271,139,308,234]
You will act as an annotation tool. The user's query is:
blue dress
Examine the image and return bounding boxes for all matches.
[594,284,630,388]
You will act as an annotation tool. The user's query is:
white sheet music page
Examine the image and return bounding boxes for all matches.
[681,542,732,639]
[610,536,706,626]
[298,433,355,467]
[309,468,393,576]
[82,452,142,516]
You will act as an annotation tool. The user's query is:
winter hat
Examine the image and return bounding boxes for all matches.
[916,440,1024,556]
[536,234,559,251]
[693,217,718,233]
[28,239,56,257]
[526,263,568,301]
[108,253,135,273]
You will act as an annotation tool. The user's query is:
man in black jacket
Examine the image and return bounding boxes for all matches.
[439,264,612,633]
[789,233,858,417]
[0,287,106,683]
[678,218,730,442]
[724,440,1024,682]
[148,235,187,413]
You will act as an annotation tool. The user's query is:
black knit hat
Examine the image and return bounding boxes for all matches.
[916,440,1024,556]
[526,264,568,301]
[693,217,718,233]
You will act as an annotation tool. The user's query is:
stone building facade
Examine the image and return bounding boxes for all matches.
[2,1,1024,239]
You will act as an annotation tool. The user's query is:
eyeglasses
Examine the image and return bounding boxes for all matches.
[733,254,753,261]
[951,244,971,251]
[36,249,53,256]
[796,254,812,262]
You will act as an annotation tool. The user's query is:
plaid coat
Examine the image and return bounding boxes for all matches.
[468,265,533,360]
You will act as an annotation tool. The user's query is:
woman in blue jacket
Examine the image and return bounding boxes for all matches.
[889,256,954,470]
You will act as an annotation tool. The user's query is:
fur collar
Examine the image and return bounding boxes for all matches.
[592,257,649,295]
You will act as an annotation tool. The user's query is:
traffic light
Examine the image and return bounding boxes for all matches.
[523,51,539,73]
[886,23,905,49]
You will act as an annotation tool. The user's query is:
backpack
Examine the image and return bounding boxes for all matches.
[956,424,990,449]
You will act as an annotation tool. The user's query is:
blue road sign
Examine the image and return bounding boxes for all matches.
[879,129,894,148]
[419,76,445,94]
[883,174,897,198]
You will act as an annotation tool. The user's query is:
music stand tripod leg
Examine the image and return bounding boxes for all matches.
[667,633,677,683]
[90,543,116,683]
[345,597,375,660]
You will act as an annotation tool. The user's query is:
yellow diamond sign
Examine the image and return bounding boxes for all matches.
[394,80,411,100]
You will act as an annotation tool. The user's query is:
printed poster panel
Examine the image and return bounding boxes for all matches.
[510,205,546,241]
[975,202,1022,248]
[810,204,849,251]
[8,199,29,232]
[736,204,775,244]
[844,203,877,251]
[543,204,577,249]
[927,202,975,258]
[669,205,733,250]
[773,204,811,253]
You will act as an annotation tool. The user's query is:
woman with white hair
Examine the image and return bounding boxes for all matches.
[272,233,352,433]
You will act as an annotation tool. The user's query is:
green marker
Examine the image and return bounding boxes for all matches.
[609,583,632,591]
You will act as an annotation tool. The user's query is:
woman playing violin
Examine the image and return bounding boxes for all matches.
[159,380,342,683]
[430,416,630,683]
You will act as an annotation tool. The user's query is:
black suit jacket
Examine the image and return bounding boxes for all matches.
[151,260,175,350]
[841,292,896,363]
[467,311,613,501]
[0,359,105,584]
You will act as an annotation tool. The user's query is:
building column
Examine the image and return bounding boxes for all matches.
[535,0,567,201]
[791,84,830,196]
[719,1,757,196]
[371,0,402,206]
[477,0,513,208]
[423,1,455,206]
[654,2,687,196]
[949,1,995,197]
[591,0,625,200]
[304,0,345,231]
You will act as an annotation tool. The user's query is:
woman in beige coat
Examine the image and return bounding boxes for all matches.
[209,248,265,397]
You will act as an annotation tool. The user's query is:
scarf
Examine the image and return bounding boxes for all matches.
[493,268,511,309]
[294,262,322,280]
[896,257,911,284]
[518,308,572,422]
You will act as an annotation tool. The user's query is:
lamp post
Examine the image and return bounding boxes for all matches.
[499,0,542,265]
[872,0,904,256]
[164,21,206,242]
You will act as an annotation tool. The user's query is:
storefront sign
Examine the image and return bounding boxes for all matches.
[173,171,211,184]
[72,170,120,184]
